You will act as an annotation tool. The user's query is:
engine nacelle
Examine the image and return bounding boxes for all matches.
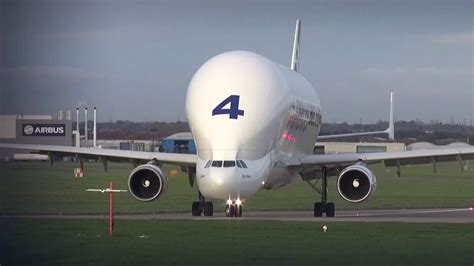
[337,164,377,203]
[128,164,168,201]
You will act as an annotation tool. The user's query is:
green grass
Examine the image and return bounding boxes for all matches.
[0,162,473,266]
[0,218,472,266]
[0,161,473,214]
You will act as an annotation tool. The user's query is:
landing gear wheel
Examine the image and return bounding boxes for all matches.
[191,201,202,216]
[225,205,235,217]
[325,202,335,217]
[235,205,243,217]
[309,167,336,218]
[203,202,214,216]
[314,202,323,217]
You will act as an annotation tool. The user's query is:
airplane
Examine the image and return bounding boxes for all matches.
[1,19,473,218]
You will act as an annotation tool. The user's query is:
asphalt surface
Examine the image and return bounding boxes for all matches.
[2,208,473,223]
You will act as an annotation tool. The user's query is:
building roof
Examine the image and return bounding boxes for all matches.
[407,141,471,150]
[164,132,194,140]
[445,142,472,148]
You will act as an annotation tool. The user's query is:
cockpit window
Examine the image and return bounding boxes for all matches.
[204,160,212,168]
[223,160,236,167]
[236,160,243,168]
[237,160,248,168]
[211,161,223,167]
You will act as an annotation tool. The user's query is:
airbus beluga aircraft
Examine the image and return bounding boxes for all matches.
[2,20,473,218]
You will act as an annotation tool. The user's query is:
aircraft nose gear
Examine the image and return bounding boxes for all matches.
[225,201,243,217]
[191,191,214,216]
[305,167,336,217]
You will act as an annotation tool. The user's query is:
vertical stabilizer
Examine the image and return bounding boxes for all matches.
[290,19,301,71]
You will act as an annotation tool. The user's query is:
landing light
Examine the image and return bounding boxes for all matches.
[226,199,232,205]
[236,199,242,205]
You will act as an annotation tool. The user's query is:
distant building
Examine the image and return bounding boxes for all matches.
[0,114,73,160]
[160,132,196,154]
[159,132,405,155]
[314,142,406,154]
[407,141,471,151]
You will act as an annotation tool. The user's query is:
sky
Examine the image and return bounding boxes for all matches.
[0,0,472,124]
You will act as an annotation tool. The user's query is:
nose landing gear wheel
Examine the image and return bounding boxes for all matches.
[235,205,243,217]
[225,204,235,217]
[225,204,243,217]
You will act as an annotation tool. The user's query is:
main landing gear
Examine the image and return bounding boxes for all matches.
[191,192,214,216]
[225,200,243,217]
[307,167,335,217]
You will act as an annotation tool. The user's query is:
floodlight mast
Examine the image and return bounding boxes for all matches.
[84,107,88,147]
[93,107,97,148]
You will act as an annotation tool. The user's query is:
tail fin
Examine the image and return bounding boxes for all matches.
[290,19,301,71]
[384,91,395,141]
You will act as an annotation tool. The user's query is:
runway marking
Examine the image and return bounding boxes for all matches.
[337,208,471,217]
[1,208,472,223]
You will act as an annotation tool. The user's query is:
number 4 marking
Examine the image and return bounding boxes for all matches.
[212,95,244,119]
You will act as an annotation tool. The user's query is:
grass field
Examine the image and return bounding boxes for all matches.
[0,218,473,266]
[0,162,473,266]
[0,161,473,214]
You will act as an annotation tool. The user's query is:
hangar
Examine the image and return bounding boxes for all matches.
[314,142,406,154]
[0,114,73,160]
[160,132,196,154]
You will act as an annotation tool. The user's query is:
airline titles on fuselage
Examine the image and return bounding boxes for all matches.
[289,99,321,129]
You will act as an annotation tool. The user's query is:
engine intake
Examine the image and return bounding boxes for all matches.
[128,164,168,201]
[337,164,377,203]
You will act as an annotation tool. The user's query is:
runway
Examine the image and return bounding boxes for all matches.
[2,208,473,223]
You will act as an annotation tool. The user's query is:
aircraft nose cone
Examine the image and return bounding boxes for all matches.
[199,168,240,200]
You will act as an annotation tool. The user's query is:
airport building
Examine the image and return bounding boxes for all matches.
[314,142,406,154]
[160,132,196,154]
[158,132,406,155]
[407,141,472,151]
[82,139,157,152]
[0,114,73,160]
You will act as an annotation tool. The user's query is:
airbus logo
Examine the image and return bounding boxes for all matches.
[23,125,34,135]
[22,124,66,137]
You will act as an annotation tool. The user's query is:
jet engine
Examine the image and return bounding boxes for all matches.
[128,163,168,201]
[337,164,377,203]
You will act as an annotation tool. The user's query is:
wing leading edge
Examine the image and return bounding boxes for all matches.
[291,146,474,176]
[0,143,197,166]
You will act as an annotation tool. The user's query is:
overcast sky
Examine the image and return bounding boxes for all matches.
[0,0,472,123]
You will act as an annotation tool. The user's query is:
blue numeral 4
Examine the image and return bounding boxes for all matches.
[212,95,244,119]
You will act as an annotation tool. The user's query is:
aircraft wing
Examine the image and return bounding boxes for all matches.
[290,147,474,176]
[0,143,197,166]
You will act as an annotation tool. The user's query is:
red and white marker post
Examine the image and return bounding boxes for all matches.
[86,181,127,236]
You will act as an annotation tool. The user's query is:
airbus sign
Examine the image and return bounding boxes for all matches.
[22,124,66,136]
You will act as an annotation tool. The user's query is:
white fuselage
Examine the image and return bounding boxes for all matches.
[186,51,321,202]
